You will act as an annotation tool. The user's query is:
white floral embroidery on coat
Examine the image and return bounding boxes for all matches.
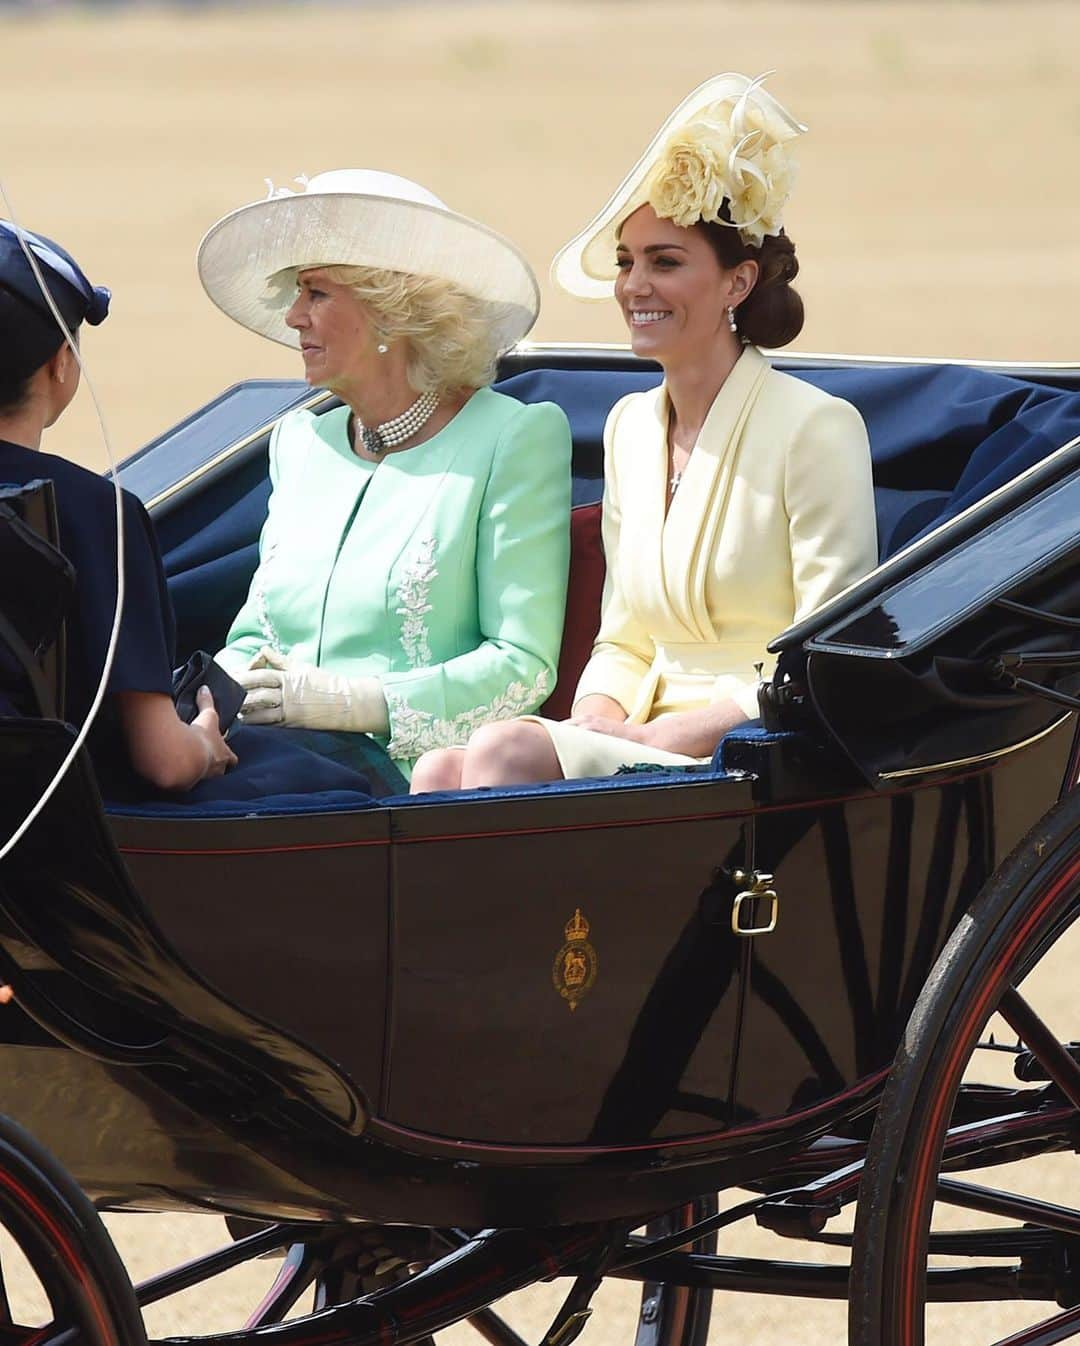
[251,535,285,654]
[385,668,551,759]
[396,536,438,668]
[253,577,284,655]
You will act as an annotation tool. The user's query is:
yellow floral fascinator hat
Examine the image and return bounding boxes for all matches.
[552,73,806,300]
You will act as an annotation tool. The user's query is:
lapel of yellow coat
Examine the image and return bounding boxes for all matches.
[662,345,771,639]
[619,386,670,632]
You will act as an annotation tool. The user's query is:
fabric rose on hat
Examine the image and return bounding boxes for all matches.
[726,139,799,245]
[647,95,800,246]
[648,117,736,229]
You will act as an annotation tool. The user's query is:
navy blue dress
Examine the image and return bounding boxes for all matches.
[0,440,400,802]
[0,440,174,785]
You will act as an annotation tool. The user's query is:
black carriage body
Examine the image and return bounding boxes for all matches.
[1,348,1079,1229]
[1,720,1069,1228]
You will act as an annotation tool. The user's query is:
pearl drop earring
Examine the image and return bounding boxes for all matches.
[376,342,389,355]
[727,306,738,334]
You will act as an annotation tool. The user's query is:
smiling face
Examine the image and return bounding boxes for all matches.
[614,205,754,367]
[284,268,382,393]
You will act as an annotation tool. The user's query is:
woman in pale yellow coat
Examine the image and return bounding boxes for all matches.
[410,73,878,791]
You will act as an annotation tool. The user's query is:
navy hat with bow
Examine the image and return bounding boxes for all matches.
[0,220,110,383]
[0,220,110,329]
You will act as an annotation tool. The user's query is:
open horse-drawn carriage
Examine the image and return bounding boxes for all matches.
[1,344,1079,1346]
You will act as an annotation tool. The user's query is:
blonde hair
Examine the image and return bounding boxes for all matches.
[322,265,500,396]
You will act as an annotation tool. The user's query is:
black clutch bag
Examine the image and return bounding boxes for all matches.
[172,651,246,732]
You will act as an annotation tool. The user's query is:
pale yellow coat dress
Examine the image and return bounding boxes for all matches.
[526,345,879,777]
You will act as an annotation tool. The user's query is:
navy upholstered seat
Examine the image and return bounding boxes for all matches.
[117,359,1080,813]
[495,363,1080,561]
[155,361,1080,663]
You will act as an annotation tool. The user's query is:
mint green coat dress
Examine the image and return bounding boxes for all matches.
[219,388,572,774]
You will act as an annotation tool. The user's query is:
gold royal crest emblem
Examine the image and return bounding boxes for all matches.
[552,908,598,1011]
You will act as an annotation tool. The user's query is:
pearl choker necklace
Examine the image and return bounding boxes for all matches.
[355,390,439,456]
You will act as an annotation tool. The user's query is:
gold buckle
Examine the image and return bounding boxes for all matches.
[731,870,778,937]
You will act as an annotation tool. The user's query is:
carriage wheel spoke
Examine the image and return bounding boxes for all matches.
[998,988,1080,1111]
[244,1241,322,1330]
[927,1227,1049,1258]
[936,1176,1080,1237]
[135,1223,305,1308]
[989,1301,1080,1346]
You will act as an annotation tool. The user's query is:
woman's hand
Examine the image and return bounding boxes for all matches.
[569,692,650,742]
[235,648,290,725]
[569,714,653,744]
[117,689,237,792]
[190,685,238,778]
[621,702,749,758]
[236,647,388,734]
[565,701,750,758]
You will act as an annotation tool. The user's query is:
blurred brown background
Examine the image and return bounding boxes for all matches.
[1,3,1078,1341]
[3,0,1080,469]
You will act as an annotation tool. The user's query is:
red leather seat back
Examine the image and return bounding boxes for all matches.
[540,503,605,720]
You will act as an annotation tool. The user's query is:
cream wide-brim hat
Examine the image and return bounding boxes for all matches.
[198,169,540,353]
[552,73,806,301]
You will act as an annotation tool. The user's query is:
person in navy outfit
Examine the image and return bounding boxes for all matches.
[0,219,238,794]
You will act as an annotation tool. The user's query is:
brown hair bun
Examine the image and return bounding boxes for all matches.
[697,215,804,349]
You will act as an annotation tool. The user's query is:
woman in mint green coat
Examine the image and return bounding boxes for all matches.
[198,170,571,783]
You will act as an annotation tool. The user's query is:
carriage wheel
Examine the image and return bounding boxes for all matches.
[0,1110,147,1345]
[633,1196,716,1346]
[849,787,1080,1346]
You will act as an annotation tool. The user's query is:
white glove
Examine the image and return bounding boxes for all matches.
[236,647,389,734]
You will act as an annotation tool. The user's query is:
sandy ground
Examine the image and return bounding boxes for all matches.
[0,2,1078,1341]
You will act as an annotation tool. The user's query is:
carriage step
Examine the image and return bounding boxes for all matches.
[754,1190,843,1237]
[748,1195,840,1232]
[1014,1042,1080,1082]
[753,1156,865,1237]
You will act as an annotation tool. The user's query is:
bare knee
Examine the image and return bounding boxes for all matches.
[410,748,464,794]
[461,720,561,787]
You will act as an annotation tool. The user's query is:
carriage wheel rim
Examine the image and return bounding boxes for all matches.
[896,851,1080,1341]
[0,1143,122,1346]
